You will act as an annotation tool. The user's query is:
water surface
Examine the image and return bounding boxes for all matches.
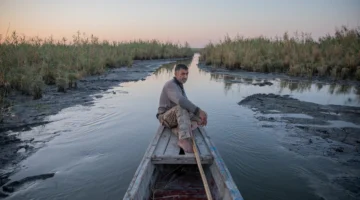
[6,54,359,200]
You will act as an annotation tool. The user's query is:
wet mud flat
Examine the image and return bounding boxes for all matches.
[0,58,188,197]
[239,93,360,199]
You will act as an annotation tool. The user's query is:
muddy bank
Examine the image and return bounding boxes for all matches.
[239,93,360,127]
[239,93,360,199]
[2,173,55,196]
[0,58,189,192]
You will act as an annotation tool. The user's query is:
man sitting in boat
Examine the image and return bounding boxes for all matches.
[156,63,208,153]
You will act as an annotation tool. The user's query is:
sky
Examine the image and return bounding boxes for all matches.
[1,0,359,47]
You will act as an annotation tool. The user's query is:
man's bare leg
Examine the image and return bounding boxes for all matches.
[177,121,200,153]
[171,126,193,153]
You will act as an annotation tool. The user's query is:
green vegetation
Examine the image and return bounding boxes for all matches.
[191,48,203,54]
[200,26,360,81]
[0,31,193,102]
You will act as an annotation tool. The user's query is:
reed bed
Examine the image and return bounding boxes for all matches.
[200,26,360,81]
[0,31,193,101]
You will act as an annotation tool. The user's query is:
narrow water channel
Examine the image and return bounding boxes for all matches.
[5,54,359,200]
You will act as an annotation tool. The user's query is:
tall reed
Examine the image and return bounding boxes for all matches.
[0,31,193,100]
[200,26,360,81]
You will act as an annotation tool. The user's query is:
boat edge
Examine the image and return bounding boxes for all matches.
[199,127,244,200]
[122,125,164,200]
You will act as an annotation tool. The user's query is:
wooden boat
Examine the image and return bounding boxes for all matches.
[123,125,244,200]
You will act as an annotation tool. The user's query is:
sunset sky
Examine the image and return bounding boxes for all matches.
[1,0,359,47]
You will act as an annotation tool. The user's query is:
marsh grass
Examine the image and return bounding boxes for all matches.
[0,31,193,101]
[200,26,360,81]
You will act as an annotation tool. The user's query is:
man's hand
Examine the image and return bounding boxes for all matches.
[198,109,207,126]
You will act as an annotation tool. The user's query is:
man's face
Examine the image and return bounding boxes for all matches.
[175,68,189,84]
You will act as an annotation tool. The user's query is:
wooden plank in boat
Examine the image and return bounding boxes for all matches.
[164,131,181,155]
[194,128,211,157]
[151,127,213,164]
[151,154,213,164]
[153,127,172,156]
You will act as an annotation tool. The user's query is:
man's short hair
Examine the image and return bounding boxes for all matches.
[175,64,188,71]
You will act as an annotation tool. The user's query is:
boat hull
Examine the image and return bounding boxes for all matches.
[123,125,244,200]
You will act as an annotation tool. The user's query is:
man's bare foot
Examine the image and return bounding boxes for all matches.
[178,138,194,153]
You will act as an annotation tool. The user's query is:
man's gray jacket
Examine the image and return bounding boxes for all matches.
[157,77,199,119]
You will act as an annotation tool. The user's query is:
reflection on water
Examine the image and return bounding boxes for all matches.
[335,84,351,95]
[153,59,192,77]
[279,80,312,93]
[316,83,323,91]
[203,69,360,105]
